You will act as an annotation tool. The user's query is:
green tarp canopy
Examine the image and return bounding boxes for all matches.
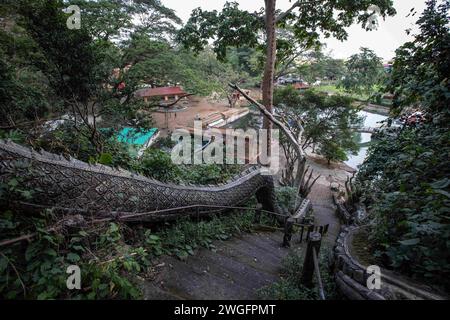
[116,127,158,146]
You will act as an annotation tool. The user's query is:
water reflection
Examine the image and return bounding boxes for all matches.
[345,111,387,169]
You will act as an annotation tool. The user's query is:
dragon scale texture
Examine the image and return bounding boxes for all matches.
[0,140,280,221]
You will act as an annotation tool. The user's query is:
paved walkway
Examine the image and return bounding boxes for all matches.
[305,152,353,247]
[308,180,340,247]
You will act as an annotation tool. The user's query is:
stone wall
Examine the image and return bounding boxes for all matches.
[332,226,386,300]
[331,193,353,225]
[332,225,447,300]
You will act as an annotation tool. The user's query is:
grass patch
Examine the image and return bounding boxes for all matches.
[315,85,370,101]
[315,85,392,108]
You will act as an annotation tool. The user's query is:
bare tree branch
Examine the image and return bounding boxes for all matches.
[229,83,306,159]
[276,0,324,23]
[147,93,194,109]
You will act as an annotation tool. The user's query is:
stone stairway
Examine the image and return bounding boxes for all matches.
[143,231,298,300]
[142,168,343,300]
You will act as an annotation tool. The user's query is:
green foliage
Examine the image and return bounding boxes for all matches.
[0,1,62,127]
[0,130,26,144]
[34,124,133,168]
[178,164,243,185]
[297,49,346,82]
[0,1,147,154]
[137,148,181,182]
[0,0,255,158]
[177,1,395,62]
[274,87,362,164]
[0,199,279,299]
[227,46,264,80]
[147,211,258,260]
[0,211,145,299]
[153,136,176,150]
[357,0,450,290]
[69,0,181,42]
[258,249,337,300]
[339,47,385,98]
[275,187,298,211]
[132,145,244,185]
[124,34,248,97]
[0,174,34,202]
[318,141,349,165]
[28,121,245,185]
[177,2,263,61]
[387,0,450,115]
[357,125,450,288]
[17,0,101,103]
[0,50,54,126]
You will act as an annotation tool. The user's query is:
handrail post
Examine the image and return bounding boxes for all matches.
[196,206,200,221]
[254,203,263,224]
[282,217,294,247]
[299,225,305,243]
[301,232,322,288]
[306,224,314,241]
[323,224,329,236]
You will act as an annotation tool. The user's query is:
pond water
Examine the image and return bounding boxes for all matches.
[345,111,387,170]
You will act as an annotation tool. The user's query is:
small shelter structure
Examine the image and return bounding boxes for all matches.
[135,86,190,129]
[135,86,188,105]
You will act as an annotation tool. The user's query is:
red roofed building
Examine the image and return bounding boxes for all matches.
[135,86,188,104]
[293,82,310,91]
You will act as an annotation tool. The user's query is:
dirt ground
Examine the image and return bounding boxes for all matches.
[151,96,252,137]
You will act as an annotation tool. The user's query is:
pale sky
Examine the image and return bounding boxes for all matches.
[162,0,427,61]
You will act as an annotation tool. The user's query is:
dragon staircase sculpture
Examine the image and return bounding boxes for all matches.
[0,140,282,222]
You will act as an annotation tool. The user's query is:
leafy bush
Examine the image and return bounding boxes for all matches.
[274,87,362,164]
[178,164,243,185]
[137,148,181,182]
[357,125,450,288]
[0,202,278,299]
[275,187,298,213]
[0,212,145,299]
[356,0,450,290]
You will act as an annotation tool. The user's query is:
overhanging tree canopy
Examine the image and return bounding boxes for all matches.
[178,0,396,131]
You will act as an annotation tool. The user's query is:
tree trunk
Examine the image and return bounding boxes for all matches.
[262,0,277,153]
